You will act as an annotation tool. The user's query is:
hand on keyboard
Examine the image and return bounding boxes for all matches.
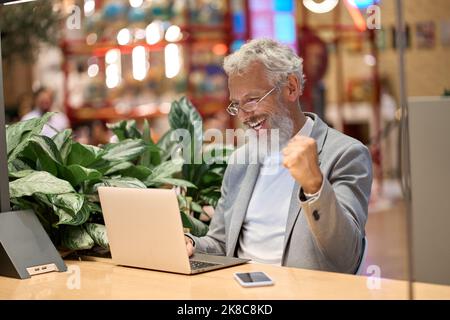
[185,236,195,257]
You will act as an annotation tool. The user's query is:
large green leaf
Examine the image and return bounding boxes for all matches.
[53,205,90,226]
[145,159,184,185]
[28,135,62,175]
[33,192,54,208]
[96,177,147,190]
[168,97,203,164]
[60,140,73,165]
[103,161,134,176]
[6,112,54,160]
[67,142,103,167]
[141,119,152,156]
[48,193,84,214]
[61,226,94,250]
[84,223,109,249]
[35,191,90,228]
[9,171,75,198]
[9,169,35,179]
[53,208,75,226]
[119,164,152,181]
[168,97,202,131]
[53,129,73,164]
[8,158,33,173]
[11,196,53,232]
[180,212,209,237]
[52,129,72,150]
[60,165,103,187]
[147,177,197,189]
[101,139,150,163]
[139,119,161,167]
[156,130,179,162]
[107,120,141,141]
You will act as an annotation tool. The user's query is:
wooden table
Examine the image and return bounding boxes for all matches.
[0,259,449,300]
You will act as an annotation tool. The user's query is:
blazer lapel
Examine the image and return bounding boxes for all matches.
[227,163,261,256]
[282,113,329,255]
[283,182,302,250]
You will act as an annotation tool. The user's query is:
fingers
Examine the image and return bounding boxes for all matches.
[282,149,296,167]
[282,141,303,168]
[282,136,318,171]
[282,137,316,158]
[185,236,195,257]
[282,155,296,169]
[284,136,315,151]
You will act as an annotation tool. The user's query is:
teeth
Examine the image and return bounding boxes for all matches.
[248,118,266,128]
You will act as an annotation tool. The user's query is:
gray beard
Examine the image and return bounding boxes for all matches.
[269,110,294,148]
[252,109,294,163]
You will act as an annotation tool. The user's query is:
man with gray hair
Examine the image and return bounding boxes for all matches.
[185,38,372,274]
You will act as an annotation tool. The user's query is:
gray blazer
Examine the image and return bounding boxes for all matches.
[189,113,373,274]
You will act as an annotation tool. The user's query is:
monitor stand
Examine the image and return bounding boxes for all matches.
[0,210,67,279]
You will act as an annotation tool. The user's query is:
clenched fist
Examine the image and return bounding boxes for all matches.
[282,136,323,194]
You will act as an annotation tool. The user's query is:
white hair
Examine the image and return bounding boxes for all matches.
[223,38,306,91]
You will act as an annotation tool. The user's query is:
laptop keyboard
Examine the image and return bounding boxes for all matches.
[190,260,220,270]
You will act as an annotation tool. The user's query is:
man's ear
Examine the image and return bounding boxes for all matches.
[286,74,301,102]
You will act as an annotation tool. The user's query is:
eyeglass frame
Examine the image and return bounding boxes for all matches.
[226,86,277,116]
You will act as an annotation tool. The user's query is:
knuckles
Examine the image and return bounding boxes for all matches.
[283,137,318,166]
[289,136,316,149]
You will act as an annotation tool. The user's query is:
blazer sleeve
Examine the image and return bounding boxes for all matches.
[299,143,373,273]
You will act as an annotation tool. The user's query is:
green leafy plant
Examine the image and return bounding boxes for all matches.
[7,98,231,253]
[164,98,233,225]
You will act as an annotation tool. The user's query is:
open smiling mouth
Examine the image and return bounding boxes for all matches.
[246,117,267,130]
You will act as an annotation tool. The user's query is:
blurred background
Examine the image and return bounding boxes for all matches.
[1,0,449,284]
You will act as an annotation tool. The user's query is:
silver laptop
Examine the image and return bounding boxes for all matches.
[98,187,249,274]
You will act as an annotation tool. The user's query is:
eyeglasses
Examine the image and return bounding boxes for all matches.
[226,87,277,116]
